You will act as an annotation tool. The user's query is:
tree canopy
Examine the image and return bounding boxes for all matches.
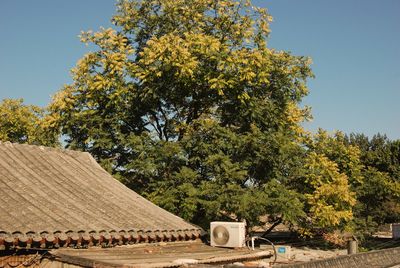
[346,134,400,235]
[2,0,398,239]
[45,0,380,235]
[0,98,58,146]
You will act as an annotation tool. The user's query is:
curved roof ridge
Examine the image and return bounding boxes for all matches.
[0,142,202,249]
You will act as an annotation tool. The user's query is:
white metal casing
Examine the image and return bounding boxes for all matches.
[210,221,246,248]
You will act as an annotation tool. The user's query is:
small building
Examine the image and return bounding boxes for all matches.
[0,142,269,267]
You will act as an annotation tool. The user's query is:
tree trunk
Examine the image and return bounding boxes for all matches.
[261,218,282,238]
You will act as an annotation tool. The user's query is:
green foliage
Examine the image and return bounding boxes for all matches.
[0,0,396,243]
[49,0,315,231]
[286,131,360,235]
[356,168,397,226]
[301,151,355,230]
[348,133,400,180]
[46,0,400,238]
[302,130,400,235]
[346,133,400,234]
[310,130,363,187]
[0,98,59,146]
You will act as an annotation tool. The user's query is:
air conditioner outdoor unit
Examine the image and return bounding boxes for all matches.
[210,221,246,248]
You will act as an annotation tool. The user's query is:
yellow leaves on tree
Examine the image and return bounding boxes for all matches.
[0,99,58,146]
[47,0,317,232]
[285,101,311,138]
[304,152,356,230]
[311,129,364,186]
[74,27,135,92]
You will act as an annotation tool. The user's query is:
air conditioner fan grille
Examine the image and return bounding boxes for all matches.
[212,225,230,245]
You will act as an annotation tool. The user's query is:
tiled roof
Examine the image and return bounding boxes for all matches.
[49,241,272,268]
[0,142,202,250]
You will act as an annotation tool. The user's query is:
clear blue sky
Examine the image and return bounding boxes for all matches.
[0,0,399,139]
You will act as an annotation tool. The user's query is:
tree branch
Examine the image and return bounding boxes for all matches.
[158,103,169,141]
[148,112,163,140]
[261,217,282,238]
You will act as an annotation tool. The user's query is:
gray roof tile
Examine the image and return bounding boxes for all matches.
[0,142,202,249]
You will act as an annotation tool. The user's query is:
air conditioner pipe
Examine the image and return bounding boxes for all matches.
[246,236,277,264]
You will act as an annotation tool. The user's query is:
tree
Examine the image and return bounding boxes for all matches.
[348,133,400,181]
[0,98,59,146]
[346,133,400,234]
[288,130,359,235]
[301,130,400,236]
[50,0,352,232]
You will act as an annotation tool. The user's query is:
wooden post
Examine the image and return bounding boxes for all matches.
[347,238,358,254]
